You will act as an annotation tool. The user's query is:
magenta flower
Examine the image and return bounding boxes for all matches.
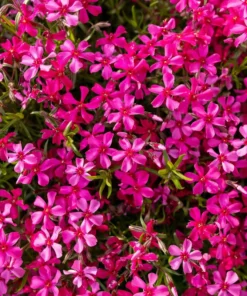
[17,155,59,186]
[0,229,22,265]
[66,158,95,186]
[150,44,183,74]
[149,72,187,110]
[122,171,154,207]
[33,226,62,262]
[90,45,117,80]
[112,57,149,91]
[0,204,16,229]
[112,138,147,172]
[1,257,25,282]
[46,0,82,27]
[0,188,28,219]
[69,198,103,232]
[79,0,102,24]
[85,132,115,169]
[187,207,216,241]
[18,4,38,37]
[62,222,97,253]
[219,96,240,125]
[62,86,94,124]
[185,164,220,195]
[208,143,238,173]
[21,46,55,81]
[207,271,241,296]
[40,56,73,91]
[107,94,144,131]
[236,125,247,157]
[207,195,242,228]
[31,191,66,230]
[166,111,193,139]
[30,266,61,296]
[7,143,37,173]
[230,19,247,47]
[189,45,221,75]
[191,102,225,138]
[64,260,97,288]
[132,273,169,296]
[0,37,29,64]
[168,239,202,274]
[58,40,94,73]
[209,224,236,260]
[96,26,126,48]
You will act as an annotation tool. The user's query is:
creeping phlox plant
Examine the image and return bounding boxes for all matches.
[0,0,247,295]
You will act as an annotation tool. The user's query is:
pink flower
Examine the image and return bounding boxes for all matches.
[64,260,97,288]
[207,195,242,228]
[191,102,225,138]
[85,132,115,169]
[187,207,216,241]
[150,44,183,74]
[122,171,154,207]
[0,229,22,265]
[31,191,66,229]
[168,239,202,274]
[112,57,149,91]
[149,72,187,110]
[96,26,126,48]
[79,0,102,24]
[0,204,16,229]
[90,45,117,80]
[189,45,221,75]
[69,198,103,232]
[21,46,55,81]
[112,138,147,172]
[208,143,238,173]
[33,226,62,261]
[7,143,37,173]
[18,4,38,37]
[107,94,144,131]
[66,158,95,186]
[58,40,94,73]
[132,273,169,296]
[207,271,241,296]
[40,56,73,91]
[30,266,61,296]
[46,0,82,26]
[230,19,247,47]
[62,222,97,253]
[185,164,220,195]
[17,155,59,186]
[0,188,28,219]
[236,125,247,157]
[166,111,193,139]
[62,86,93,124]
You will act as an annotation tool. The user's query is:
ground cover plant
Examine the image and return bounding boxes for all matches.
[0,0,247,295]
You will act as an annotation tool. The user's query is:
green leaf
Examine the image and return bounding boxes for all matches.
[173,154,185,169]
[172,170,192,181]
[171,177,184,189]
[16,270,29,292]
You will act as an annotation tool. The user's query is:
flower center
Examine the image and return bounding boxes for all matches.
[120,107,130,116]
[46,238,53,246]
[221,282,229,291]
[17,152,25,161]
[77,168,85,176]
[218,154,226,162]
[125,149,134,157]
[181,252,189,261]
[33,58,42,67]
[205,115,213,123]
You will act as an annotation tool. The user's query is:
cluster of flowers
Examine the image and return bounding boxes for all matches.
[0,0,247,295]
